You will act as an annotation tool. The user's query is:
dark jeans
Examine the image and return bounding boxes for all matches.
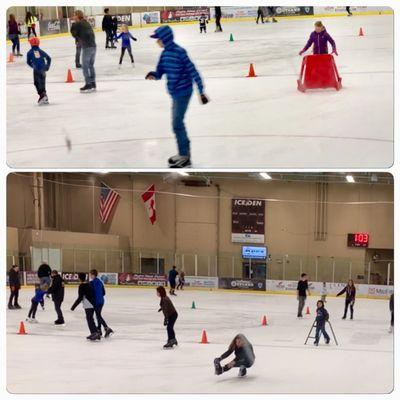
[9,34,20,53]
[267,7,276,17]
[8,287,19,306]
[216,16,222,31]
[119,47,134,64]
[256,11,264,23]
[200,26,206,33]
[343,299,354,318]
[53,300,64,323]
[82,47,96,85]
[297,296,306,317]
[315,322,330,344]
[28,26,37,38]
[167,312,178,341]
[94,304,108,332]
[391,311,394,327]
[105,29,114,48]
[28,301,39,318]
[233,358,253,368]
[85,308,97,334]
[33,70,46,96]
[172,94,192,156]
[75,44,82,67]
[177,280,184,290]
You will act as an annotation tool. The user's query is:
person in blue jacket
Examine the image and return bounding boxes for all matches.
[26,283,48,323]
[89,269,113,337]
[146,25,209,168]
[115,24,137,66]
[26,36,51,105]
[168,265,179,296]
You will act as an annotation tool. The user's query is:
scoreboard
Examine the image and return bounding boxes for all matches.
[347,233,369,248]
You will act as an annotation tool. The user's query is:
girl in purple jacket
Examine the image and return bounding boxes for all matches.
[299,21,338,56]
[115,24,137,66]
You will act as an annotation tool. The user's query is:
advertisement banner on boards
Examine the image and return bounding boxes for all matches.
[62,272,87,284]
[99,272,118,285]
[141,11,161,24]
[185,276,218,288]
[231,198,265,243]
[118,273,167,286]
[161,8,210,22]
[219,277,266,291]
[39,19,61,35]
[274,7,314,16]
[24,271,39,285]
[116,14,132,26]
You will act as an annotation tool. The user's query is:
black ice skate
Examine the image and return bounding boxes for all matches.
[87,332,101,341]
[168,155,192,168]
[238,366,247,377]
[80,83,95,93]
[54,320,65,325]
[325,338,330,344]
[14,304,22,309]
[214,358,223,375]
[163,340,174,349]
[8,304,14,310]
[171,338,178,347]
[104,327,114,338]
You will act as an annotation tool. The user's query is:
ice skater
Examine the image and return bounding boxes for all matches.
[89,269,113,337]
[146,25,209,168]
[102,8,115,49]
[389,293,394,333]
[168,265,179,295]
[8,14,22,57]
[46,270,65,325]
[256,7,265,24]
[25,11,37,38]
[265,7,278,23]
[71,272,101,341]
[199,14,208,33]
[214,334,255,377]
[26,283,48,323]
[346,6,353,16]
[321,282,328,303]
[8,265,21,310]
[156,286,178,349]
[70,10,97,92]
[27,37,51,105]
[115,24,137,67]
[214,7,223,32]
[37,261,52,309]
[297,273,310,317]
[314,300,330,346]
[336,279,356,319]
[299,21,338,56]
[177,270,185,290]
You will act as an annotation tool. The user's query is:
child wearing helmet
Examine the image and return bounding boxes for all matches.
[26,37,51,105]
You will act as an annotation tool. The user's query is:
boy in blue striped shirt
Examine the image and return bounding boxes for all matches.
[146,25,209,168]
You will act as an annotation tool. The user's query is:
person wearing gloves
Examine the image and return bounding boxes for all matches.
[214,334,255,377]
[146,25,209,168]
[156,285,178,349]
[336,279,356,319]
[299,21,338,56]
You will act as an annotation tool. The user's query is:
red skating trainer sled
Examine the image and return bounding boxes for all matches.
[297,54,342,92]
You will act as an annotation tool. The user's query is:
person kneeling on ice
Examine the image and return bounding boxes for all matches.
[26,283,48,323]
[71,273,100,341]
[314,300,330,346]
[115,24,137,67]
[145,25,209,168]
[26,37,51,105]
[156,286,178,349]
[299,21,338,56]
[214,334,255,377]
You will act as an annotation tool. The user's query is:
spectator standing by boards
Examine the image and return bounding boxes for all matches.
[46,270,65,325]
[8,265,21,310]
[297,273,310,318]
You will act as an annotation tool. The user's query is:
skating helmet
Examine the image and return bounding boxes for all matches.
[29,37,40,47]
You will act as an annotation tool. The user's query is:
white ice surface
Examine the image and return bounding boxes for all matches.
[7,287,393,394]
[6,15,393,168]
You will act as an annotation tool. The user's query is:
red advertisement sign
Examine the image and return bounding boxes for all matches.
[161,8,210,22]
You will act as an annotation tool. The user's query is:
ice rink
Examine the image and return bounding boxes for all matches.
[6,15,393,168]
[7,287,393,394]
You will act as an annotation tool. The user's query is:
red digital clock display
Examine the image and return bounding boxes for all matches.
[347,233,369,248]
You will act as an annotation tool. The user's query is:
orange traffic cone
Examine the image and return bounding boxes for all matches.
[262,315,268,326]
[66,69,74,83]
[18,321,27,335]
[306,306,310,315]
[200,329,209,344]
[247,63,257,78]
[359,27,364,36]
[7,53,14,63]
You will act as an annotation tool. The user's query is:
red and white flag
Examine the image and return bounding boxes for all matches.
[141,184,156,225]
[99,182,120,224]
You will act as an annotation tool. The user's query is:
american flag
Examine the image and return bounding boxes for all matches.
[99,182,120,224]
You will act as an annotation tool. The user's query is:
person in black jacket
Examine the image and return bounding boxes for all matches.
[8,265,21,309]
[102,8,115,49]
[297,273,310,317]
[71,272,100,341]
[389,293,394,333]
[214,334,255,377]
[337,279,356,319]
[214,7,223,32]
[314,300,330,346]
[157,286,178,349]
[256,7,265,24]
[46,270,65,325]
[168,266,179,296]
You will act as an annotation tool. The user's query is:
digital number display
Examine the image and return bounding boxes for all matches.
[242,246,267,259]
[347,233,369,248]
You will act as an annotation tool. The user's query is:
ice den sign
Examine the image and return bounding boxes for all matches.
[231,198,265,243]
